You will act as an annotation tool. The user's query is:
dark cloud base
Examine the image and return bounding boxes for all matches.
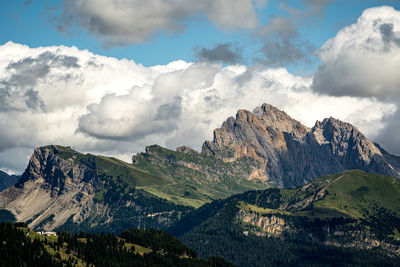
[194,43,243,64]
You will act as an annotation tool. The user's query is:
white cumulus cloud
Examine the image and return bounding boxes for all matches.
[313,6,400,101]
[0,41,395,174]
[312,5,400,154]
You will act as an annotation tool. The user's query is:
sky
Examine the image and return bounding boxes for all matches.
[1,0,400,174]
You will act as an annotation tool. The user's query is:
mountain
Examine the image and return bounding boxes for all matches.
[0,170,20,191]
[169,170,400,266]
[0,145,195,232]
[133,104,400,189]
[1,103,399,232]
[0,222,233,267]
[0,144,269,232]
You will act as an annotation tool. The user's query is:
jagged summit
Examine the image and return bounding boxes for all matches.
[254,103,309,135]
[215,104,308,142]
[202,103,399,187]
[203,103,308,160]
[131,103,399,188]
[15,145,80,189]
[312,117,383,162]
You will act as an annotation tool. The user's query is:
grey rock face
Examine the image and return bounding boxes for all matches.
[203,103,399,187]
[0,170,20,192]
[0,146,100,230]
[15,146,97,193]
[0,145,187,231]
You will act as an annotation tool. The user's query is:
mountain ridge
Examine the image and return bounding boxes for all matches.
[0,145,193,231]
[0,170,20,192]
[1,103,399,232]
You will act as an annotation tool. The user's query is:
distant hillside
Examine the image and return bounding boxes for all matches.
[0,222,233,267]
[0,145,194,232]
[0,170,19,191]
[169,170,400,266]
[132,144,270,201]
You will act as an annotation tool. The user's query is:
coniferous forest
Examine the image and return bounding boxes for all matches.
[0,222,233,267]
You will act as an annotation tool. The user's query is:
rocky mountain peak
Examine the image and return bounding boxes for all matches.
[311,117,382,161]
[1,103,400,233]
[15,145,81,189]
[202,103,400,187]
[0,145,101,230]
[254,103,309,135]
[209,103,309,152]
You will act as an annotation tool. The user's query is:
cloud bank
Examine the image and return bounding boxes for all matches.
[312,5,400,154]
[52,0,265,46]
[0,39,395,173]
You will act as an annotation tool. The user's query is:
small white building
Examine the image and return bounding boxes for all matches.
[36,230,57,236]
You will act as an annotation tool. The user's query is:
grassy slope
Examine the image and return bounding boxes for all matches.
[52,144,271,207]
[171,170,400,237]
[94,155,214,207]
[281,170,400,219]
[239,202,291,216]
[95,155,168,187]
[51,145,212,207]
[314,170,400,218]
[141,184,213,208]
[132,145,271,203]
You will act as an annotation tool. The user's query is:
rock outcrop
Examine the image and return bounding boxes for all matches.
[0,146,100,230]
[202,103,399,187]
[237,209,289,237]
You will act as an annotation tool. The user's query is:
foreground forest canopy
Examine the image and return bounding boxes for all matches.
[0,222,232,267]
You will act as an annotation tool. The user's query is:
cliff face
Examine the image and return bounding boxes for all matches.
[235,207,400,256]
[202,103,399,187]
[0,146,100,230]
[0,146,190,231]
[237,209,289,237]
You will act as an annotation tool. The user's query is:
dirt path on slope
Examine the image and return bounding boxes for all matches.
[288,174,346,211]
